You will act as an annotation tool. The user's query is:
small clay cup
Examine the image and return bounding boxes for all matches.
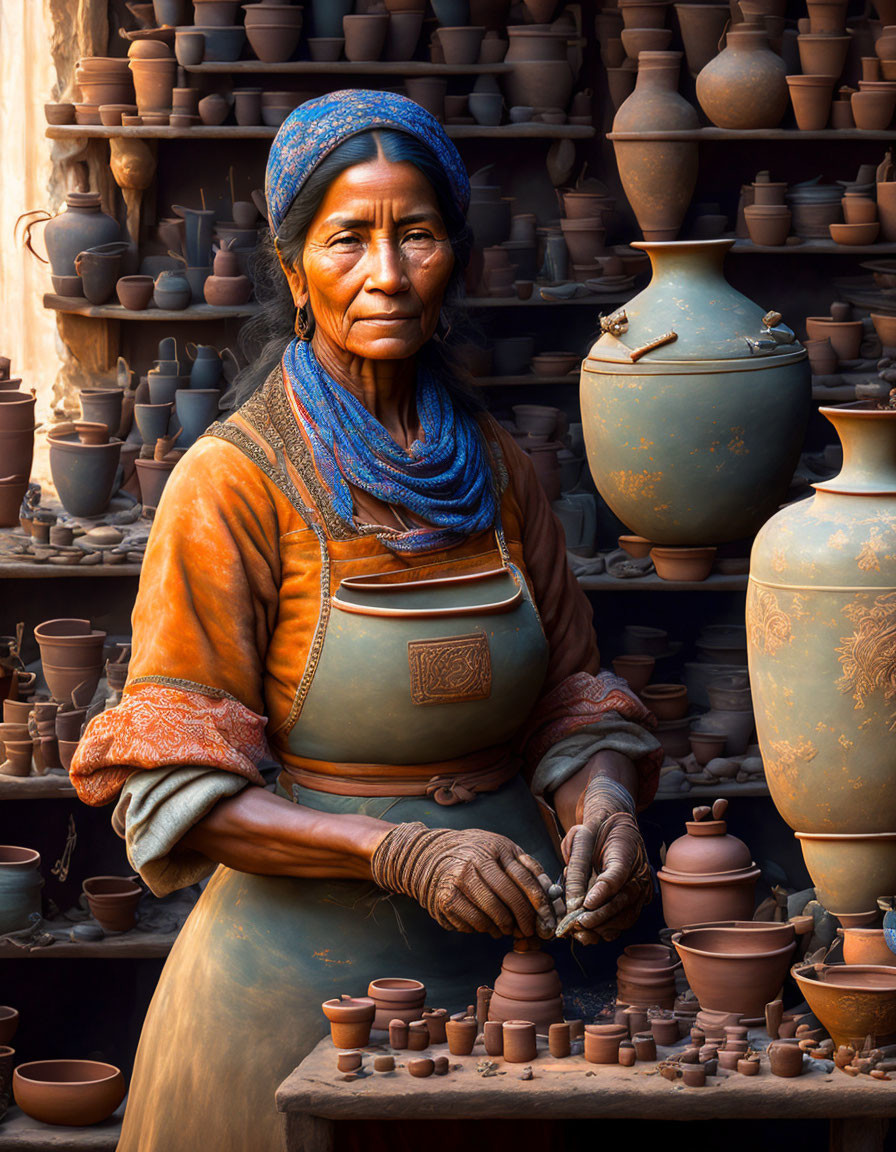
[619,1042,637,1067]
[321,997,375,1049]
[584,1023,628,1064]
[738,1056,760,1075]
[407,1021,429,1051]
[683,1064,706,1086]
[445,1018,477,1056]
[82,875,141,932]
[651,1016,681,1046]
[374,1055,395,1072]
[389,1020,409,1049]
[633,1032,657,1061]
[611,654,655,693]
[484,1020,504,1056]
[768,1038,803,1077]
[503,1020,537,1064]
[423,1009,448,1045]
[548,1021,571,1058]
[116,275,154,310]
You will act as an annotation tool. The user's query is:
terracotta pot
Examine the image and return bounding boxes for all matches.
[321,997,376,1048]
[871,312,896,349]
[795,832,896,916]
[0,392,36,433]
[83,875,142,932]
[438,25,485,64]
[445,1018,477,1055]
[502,1020,537,1063]
[505,25,568,61]
[658,809,760,928]
[55,708,87,742]
[651,545,716,580]
[612,53,699,241]
[829,221,880,244]
[767,1038,803,1076]
[503,59,574,110]
[840,928,896,966]
[233,87,263,123]
[620,0,672,28]
[0,739,32,778]
[689,731,728,764]
[851,88,896,128]
[385,12,423,60]
[244,6,304,62]
[797,33,849,80]
[615,969,678,1008]
[806,0,848,33]
[488,948,564,1029]
[0,478,28,529]
[74,245,126,305]
[548,1022,570,1058]
[174,30,205,66]
[584,1023,628,1064]
[607,65,638,109]
[641,683,688,719]
[128,57,177,114]
[742,204,791,246]
[805,337,837,374]
[621,27,674,57]
[611,654,655,692]
[407,1057,434,1077]
[116,275,154,310]
[696,27,788,128]
[191,26,246,61]
[343,14,389,61]
[792,964,896,1048]
[650,1015,681,1045]
[0,1008,18,1046]
[0,428,34,484]
[203,268,252,306]
[135,456,177,512]
[843,195,878,225]
[672,926,796,1017]
[559,218,606,263]
[367,978,426,1029]
[804,316,862,359]
[34,619,105,674]
[48,434,122,518]
[675,4,730,76]
[786,74,834,128]
[404,77,447,120]
[748,403,896,840]
[0,846,42,935]
[13,1061,125,1127]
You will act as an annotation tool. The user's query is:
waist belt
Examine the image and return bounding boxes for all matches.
[278,744,519,806]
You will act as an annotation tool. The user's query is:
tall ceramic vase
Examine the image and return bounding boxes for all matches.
[747,402,896,919]
[579,239,810,545]
[611,51,699,242]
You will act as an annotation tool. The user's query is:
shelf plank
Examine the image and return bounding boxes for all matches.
[608,127,896,141]
[0,1107,122,1150]
[732,240,896,255]
[578,571,748,591]
[465,294,630,307]
[43,294,257,321]
[0,560,141,579]
[472,374,580,386]
[45,123,594,141]
[181,60,513,75]
[654,780,769,800]
[0,928,176,959]
[0,774,76,800]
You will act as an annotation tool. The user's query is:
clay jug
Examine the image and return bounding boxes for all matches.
[41,193,121,278]
[747,403,896,850]
[0,847,43,934]
[580,240,811,545]
[611,52,699,241]
[696,27,788,128]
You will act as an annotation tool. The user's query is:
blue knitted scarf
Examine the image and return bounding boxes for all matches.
[284,339,497,553]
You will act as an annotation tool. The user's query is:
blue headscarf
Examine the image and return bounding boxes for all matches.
[266,91,495,554]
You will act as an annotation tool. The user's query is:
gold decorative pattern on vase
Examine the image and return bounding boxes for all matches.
[747,585,793,655]
[836,591,896,729]
[765,738,819,787]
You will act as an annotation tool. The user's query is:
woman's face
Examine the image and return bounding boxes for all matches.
[285,155,456,362]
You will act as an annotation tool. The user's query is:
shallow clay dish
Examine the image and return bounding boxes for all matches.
[650,546,717,581]
[13,1060,125,1126]
[829,221,881,245]
[792,963,896,1047]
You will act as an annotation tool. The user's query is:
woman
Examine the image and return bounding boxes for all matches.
[71,91,662,1151]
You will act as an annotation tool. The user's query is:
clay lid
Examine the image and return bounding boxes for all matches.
[503,948,555,975]
[662,799,753,875]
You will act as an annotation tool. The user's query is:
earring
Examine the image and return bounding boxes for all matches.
[295,304,312,341]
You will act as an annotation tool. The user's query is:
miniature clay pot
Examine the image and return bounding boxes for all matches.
[650,546,717,581]
[696,27,788,128]
[0,847,43,935]
[343,13,389,61]
[850,88,896,129]
[612,52,698,241]
[438,25,485,64]
[672,925,796,1018]
[584,1023,628,1064]
[488,947,564,1029]
[244,4,304,63]
[633,1032,657,1060]
[422,1009,448,1045]
[845,195,878,226]
[13,1060,125,1127]
[388,1020,409,1048]
[767,1038,803,1077]
[321,997,376,1049]
[786,74,835,129]
[407,1022,429,1050]
[484,1019,504,1055]
[336,1050,362,1072]
[502,1019,537,1063]
[792,964,896,1048]
[640,684,688,719]
[116,275,154,310]
[83,876,142,933]
[650,1015,681,1045]
[548,1022,571,1058]
[0,740,32,778]
[153,269,191,311]
[796,35,850,80]
[803,317,863,359]
[0,478,28,529]
[0,1008,18,1046]
[48,433,122,518]
[129,57,177,115]
[839,928,896,967]
[689,731,728,764]
[611,654,655,693]
[408,1057,435,1078]
[367,978,426,1029]
[445,1018,477,1055]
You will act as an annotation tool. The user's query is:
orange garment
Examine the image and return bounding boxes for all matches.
[71,369,660,808]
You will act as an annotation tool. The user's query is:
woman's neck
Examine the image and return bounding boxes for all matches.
[311,333,420,450]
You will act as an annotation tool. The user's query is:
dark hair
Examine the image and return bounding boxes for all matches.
[224,128,480,412]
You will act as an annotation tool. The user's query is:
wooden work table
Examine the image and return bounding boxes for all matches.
[277,1034,895,1152]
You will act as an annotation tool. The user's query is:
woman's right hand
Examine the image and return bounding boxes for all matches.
[370,822,558,939]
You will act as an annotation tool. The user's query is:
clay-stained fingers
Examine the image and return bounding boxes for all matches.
[581,826,641,911]
[576,878,645,932]
[573,898,644,944]
[502,855,557,939]
[474,859,536,938]
[563,824,597,912]
[439,888,505,937]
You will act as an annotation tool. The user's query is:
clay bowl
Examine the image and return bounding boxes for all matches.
[839,928,896,967]
[13,1060,125,1126]
[611,654,655,693]
[871,312,896,346]
[98,104,138,126]
[795,831,896,916]
[792,964,896,1047]
[650,546,716,582]
[116,275,154,310]
[45,102,76,125]
[618,534,653,558]
[620,26,673,57]
[530,352,580,376]
[82,876,142,932]
[850,88,896,129]
[0,1006,19,1045]
[829,221,880,245]
[689,730,727,765]
[640,684,688,720]
[672,925,796,1018]
[367,977,426,1028]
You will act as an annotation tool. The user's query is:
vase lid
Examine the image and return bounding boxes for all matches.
[584,240,807,368]
[663,799,753,875]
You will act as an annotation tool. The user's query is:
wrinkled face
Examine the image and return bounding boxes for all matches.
[284,155,456,361]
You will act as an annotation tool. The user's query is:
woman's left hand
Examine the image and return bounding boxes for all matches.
[555,774,653,944]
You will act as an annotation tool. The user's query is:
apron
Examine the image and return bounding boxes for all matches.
[116,536,562,1152]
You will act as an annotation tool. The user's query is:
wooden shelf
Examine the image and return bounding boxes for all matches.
[181,60,512,75]
[578,571,748,591]
[43,294,257,321]
[466,293,631,307]
[0,774,76,800]
[0,1107,122,1150]
[608,127,896,141]
[0,559,141,578]
[654,780,769,799]
[732,240,896,255]
[473,373,579,386]
[0,927,176,959]
[45,123,594,141]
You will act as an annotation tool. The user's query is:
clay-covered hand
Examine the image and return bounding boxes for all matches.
[370,822,557,940]
[556,774,652,944]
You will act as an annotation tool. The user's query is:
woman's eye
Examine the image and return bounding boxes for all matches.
[331,234,361,248]
[403,231,434,244]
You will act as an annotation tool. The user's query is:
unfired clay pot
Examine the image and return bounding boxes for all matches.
[584,1023,628,1064]
[367,978,425,1029]
[839,928,896,967]
[488,946,564,1029]
[611,52,698,241]
[672,924,796,1018]
[696,27,788,128]
[502,1020,537,1062]
[445,1018,477,1055]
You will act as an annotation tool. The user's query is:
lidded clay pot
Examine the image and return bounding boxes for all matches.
[488,942,564,1029]
[657,799,760,929]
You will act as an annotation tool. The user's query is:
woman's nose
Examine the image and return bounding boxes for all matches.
[364,238,409,295]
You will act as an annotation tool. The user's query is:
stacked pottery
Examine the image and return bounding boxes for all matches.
[75,242,131,305]
[787,177,843,238]
[74,57,133,123]
[699,673,755,755]
[203,244,252,306]
[611,52,699,241]
[79,388,124,438]
[34,619,107,706]
[790,0,848,129]
[343,13,389,61]
[580,240,811,546]
[615,943,680,1008]
[503,22,576,114]
[657,800,760,929]
[172,203,217,301]
[32,701,60,773]
[487,945,564,1029]
[48,420,122,519]
[619,0,673,68]
[696,24,788,128]
[805,302,863,360]
[747,402,896,923]
[366,978,426,1029]
[466,169,511,251]
[174,355,221,450]
[128,42,177,118]
[0,391,35,527]
[0,847,43,935]
[595,7,638,108]
[243,1,304,63]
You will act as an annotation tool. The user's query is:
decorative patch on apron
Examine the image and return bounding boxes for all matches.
[407,633,492,705]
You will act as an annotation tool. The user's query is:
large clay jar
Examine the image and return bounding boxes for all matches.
[657,801,760,929]
[747,403,896,913]
[611,52,699,242]
[0,847,43,935]
[42,192,120,278]
[488,946,564,1029]
[580,240,811,546]
[48,433,122,518]
[696,27,788,128]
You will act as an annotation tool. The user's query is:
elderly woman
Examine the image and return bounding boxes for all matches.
[71,91,661,1151]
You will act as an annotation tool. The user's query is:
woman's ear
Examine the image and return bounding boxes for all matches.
[274,242,309,308]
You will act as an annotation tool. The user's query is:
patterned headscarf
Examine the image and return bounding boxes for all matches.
[264,89,471,238]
